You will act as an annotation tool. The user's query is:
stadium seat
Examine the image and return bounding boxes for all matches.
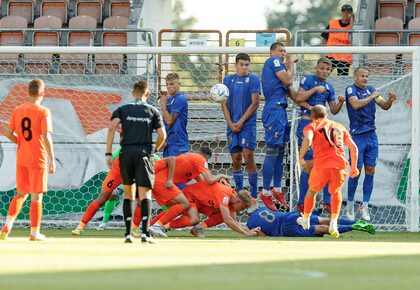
[25,15,62,74]
[95,16,128,74]
[109,0,131,18]
[0,15,27,74]
[374,17,403,45]
[414,0,420,18]
[60,15,96,74]
[7,0,34,24]
[76,0,103,24]
[407,18,420,45]
[378,0,407,22]
[40,0,69,24]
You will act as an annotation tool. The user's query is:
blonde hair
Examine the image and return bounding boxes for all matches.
[165,73,180,81]
[28,78,45,97]
[236,189,252,208]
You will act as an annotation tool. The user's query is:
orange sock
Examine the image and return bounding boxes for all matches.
[30,201,42,233]
[80,200,101,227]
[156,204,184,226]
[150,210,167,225]
[330,192,343,219]
[7,195,26,219]
[201,213,223,228]
[303,196,315,218]
[133,204,142,228]
[168,215,193,229]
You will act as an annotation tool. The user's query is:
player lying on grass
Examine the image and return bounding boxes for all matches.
[131,148,230,237]
[246,206,375,237]
[160,181,260,237]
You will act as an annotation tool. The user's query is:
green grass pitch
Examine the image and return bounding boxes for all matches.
[1,229,420,290]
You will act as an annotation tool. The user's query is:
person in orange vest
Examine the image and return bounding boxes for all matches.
[321,4,354,76]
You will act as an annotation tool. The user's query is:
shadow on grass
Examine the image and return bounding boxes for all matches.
[0,254,420,290]
[7,228,420,243]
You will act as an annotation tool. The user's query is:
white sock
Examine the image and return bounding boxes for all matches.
[262,189,271,196]
[4,218,15,231]
[329,218,338,230]
[363,202,369,209]
[274,187,282,193]
[31,229,40,237]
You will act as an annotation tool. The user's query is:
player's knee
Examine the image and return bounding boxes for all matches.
[365,166,375,175]
[180,198,190,210]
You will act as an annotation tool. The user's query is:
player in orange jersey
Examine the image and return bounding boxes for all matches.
[298,105,359,238]
[147,147,230,237]
[165,181,260,237]
[1,79,55,241]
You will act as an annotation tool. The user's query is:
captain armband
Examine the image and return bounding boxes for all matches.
[375,95,384,104]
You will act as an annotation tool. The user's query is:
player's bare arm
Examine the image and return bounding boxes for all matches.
[221,99,238,132]
[42,130,56,174]
[160,95,179,126]
[276,56,298,87]
[344,135,359,178]
[5,127,17,144]
[376,91,397,110]
[299,130,314,169]
[295,86,325,103]
[347,91,378,110]
[220,206,259,236]
[297,101,312,112]
[234,92,260,130]
[201,170,230,185]
[328,95,345,115]
[165,156,176,189]
[106,117,121,169]
[155,127,167,150]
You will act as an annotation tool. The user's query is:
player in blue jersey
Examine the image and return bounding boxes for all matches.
[221,53,261,209]
[160,73,189,158]
[294,57,346,214]
[345,67,397,221]
[260,42,298,211]
[246,206,375,237]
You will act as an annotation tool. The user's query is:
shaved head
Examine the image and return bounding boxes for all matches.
[311,105,328,119]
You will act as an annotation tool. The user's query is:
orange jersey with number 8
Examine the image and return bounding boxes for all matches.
[303,119,350,169]
[8,103,52,168]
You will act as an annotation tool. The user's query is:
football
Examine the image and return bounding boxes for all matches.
[209,83,229,102]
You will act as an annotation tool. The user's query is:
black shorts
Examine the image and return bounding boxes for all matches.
[119,151,155,188]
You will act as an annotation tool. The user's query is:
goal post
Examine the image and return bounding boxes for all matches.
[0,45,418,232]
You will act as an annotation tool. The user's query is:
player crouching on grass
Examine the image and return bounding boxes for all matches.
[162,181,260,237]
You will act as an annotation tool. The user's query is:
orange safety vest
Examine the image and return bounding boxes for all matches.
[326,19,352,63]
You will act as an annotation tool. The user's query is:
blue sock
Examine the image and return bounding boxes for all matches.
[298,171,310,205]
[363,174,374,203]
[322,185,331,204]
[176,183,186,190]
[347,175,360,202]
[338,225,353,233]
[273,148,285,189]
[248,172,258,198]
[262,149,278,191]
[232,169,244,191]
[339,218,355,225]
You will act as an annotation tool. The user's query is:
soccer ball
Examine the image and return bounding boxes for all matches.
[209,83,229,102]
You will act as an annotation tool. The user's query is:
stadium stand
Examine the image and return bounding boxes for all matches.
[7,0,34,24]
[374,16,404,45]
[40,0,69,24]
[76,0,103,24]
[109,0,130,18]
[378,0,407,22]
[0,15,27,73]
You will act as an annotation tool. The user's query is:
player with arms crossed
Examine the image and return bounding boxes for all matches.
[299,105,359,238]
[260,42,297,210]
[247,206,375,237]
[107,80,166,243]
[165,181,259,237]
[294,57,345,214]
[345,67,397,221]
[1,79,55,241]
[160,73,189,158]
[221,53,260,208]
